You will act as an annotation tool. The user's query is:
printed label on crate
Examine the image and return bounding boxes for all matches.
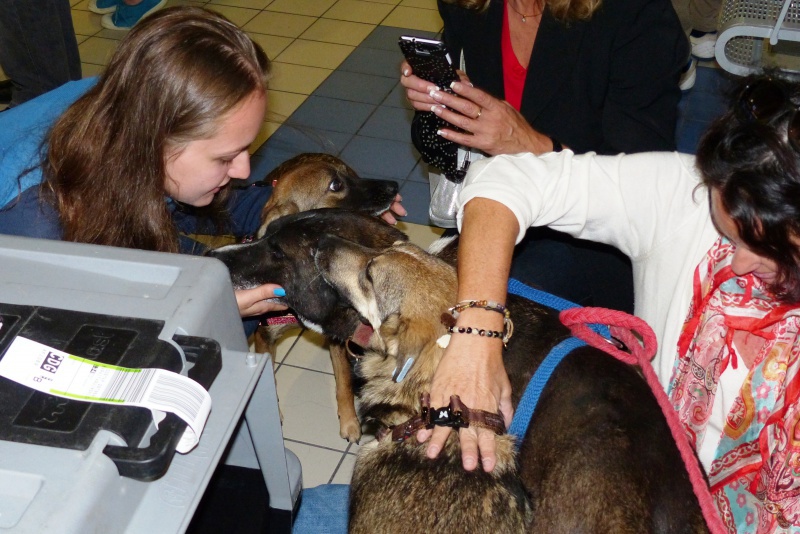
[0,336,211,453]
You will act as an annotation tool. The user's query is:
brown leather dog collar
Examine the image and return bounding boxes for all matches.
[378,393,506,442]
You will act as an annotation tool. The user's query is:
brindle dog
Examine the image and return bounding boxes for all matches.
[312,233,708,533]
[214,210,708,533]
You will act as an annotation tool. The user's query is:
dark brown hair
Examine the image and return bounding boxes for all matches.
[695,73,800,303]
[443,0,602,22]
[43,6,271,252]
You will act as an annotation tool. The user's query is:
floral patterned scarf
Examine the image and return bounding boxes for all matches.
[669,237,800,533]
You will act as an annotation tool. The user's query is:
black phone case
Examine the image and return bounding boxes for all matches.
[399,37,464,182]
[398,37,459,89]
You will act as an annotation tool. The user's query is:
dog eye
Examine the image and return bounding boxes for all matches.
[270,247,285,260]
[329,178,344,193]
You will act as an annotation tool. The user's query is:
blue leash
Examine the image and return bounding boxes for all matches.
[506,279,610,445]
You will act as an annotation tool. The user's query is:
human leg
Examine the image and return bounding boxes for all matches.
[0,0,81,107]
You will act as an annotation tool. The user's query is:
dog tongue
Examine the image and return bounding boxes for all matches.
[352,322,374,346]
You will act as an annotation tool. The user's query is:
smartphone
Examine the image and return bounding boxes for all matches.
[398,35,459,89]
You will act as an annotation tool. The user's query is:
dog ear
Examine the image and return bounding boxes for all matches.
[380,313,442,380]
[258,200,301,235]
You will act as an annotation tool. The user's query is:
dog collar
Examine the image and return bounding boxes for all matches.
[259,313,298,327]
[377,393,506,442]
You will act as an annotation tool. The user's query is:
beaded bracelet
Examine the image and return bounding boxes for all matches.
[448,300,509,319]
[447,300,514,347]
[447,322,513,347]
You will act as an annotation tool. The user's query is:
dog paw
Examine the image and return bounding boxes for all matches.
[339,418,362,443]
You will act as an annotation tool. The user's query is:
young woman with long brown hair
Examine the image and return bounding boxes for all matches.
[0,6,283,319]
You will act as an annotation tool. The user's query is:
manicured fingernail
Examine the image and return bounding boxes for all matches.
[427,444,440,458]
[436,129,447,137]
[403,68,410,76]
[274,288,286,297]
[450,81,460,90]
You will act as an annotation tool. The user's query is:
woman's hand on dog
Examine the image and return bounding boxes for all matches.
[401,61,556,156]
[379,193,407,225]
[416,318,513,473]
[235,284,289,317]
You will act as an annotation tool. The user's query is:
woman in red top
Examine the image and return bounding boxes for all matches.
[401,0,689,313]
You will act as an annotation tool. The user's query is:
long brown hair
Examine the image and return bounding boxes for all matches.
[444,0,602,21]
[43,6,271,252]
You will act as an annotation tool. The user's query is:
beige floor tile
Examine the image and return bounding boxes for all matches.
[265,0,337,17]
[400,0,438,8]
[323,0,393,24]
[96,27,129,40]
[207,4,260,26]
[281,330,332,373]
[382,5,443,32]
[275,39,354,69]
[330,452,356,484]
[367,0,401,4]
[71,0,87,7]
[398,221,446,249]
[75,34,91,45]
[275,365,351,450]
[285,441,347,487]
[81,63,105,78]
[244,11,317,38]
[78,37,119,66]
[71,8,103,36]
[267,90,308,122]
[247,32,294,60]
[207,0,272,9]
[271,327,305,363]
[300,18,374,46]
[269,62,331,94]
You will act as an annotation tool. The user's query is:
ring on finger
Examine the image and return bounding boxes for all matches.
[476,107,482,119]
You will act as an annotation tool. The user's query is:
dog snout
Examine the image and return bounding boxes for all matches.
[383,180,399,197]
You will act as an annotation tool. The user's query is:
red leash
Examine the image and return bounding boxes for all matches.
[560,307,727,534]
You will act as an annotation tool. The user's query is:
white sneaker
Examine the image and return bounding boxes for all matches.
[680,58,697,91]
[690,31,717,60]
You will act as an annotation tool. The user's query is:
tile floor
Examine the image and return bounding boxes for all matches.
[0,0,736,510]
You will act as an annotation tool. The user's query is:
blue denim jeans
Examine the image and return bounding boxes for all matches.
[0,0,81,107]
[292,484,349,534]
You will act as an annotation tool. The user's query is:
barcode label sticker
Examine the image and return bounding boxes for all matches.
[0,336,211,453]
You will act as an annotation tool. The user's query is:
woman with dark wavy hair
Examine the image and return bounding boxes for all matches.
[422,72,800,531]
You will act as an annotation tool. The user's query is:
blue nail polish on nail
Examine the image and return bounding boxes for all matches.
[274,288,286,297]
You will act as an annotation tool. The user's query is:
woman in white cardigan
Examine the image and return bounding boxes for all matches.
[419,73,800,532]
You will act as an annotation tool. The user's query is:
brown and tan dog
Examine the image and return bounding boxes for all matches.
[311,233,709,533]
[254,153,399,238]
[235,154,399,442]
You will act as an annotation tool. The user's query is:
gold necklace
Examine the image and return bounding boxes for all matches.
[508,0,543,22]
